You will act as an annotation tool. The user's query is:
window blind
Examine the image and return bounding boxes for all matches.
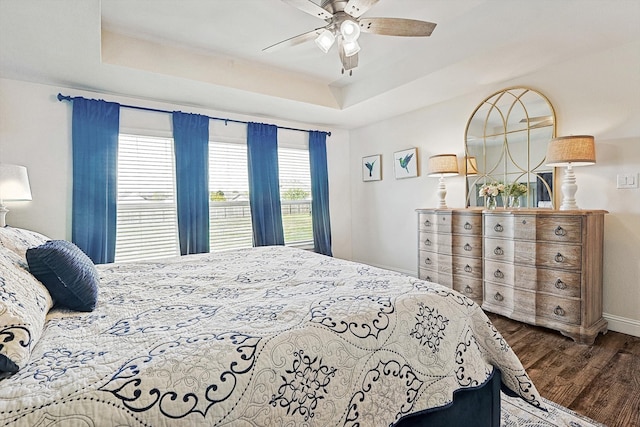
[114,134,179,262]
[208,141,253,252]
[278,146,313,246]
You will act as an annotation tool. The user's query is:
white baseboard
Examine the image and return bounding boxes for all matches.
[603,313,640,337]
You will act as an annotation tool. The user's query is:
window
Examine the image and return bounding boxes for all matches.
[278,146,313,246]
[115,134,314,261]
[114,134,179,262]
[208,141,253,252]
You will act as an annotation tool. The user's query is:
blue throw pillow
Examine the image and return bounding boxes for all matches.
[26,240,99,312]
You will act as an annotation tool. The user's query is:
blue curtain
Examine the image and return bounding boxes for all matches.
[247,122,284,246]
[71,97,120,264]
[172,112,210,255]
[309,131,333,256]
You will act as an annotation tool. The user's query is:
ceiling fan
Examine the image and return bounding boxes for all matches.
[263,0,437,75]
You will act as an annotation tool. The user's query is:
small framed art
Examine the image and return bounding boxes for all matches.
[393,148,418,179]
[362,154,382,182]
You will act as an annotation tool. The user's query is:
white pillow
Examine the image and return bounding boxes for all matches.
[0,247,53,373]
[0,226,51,260]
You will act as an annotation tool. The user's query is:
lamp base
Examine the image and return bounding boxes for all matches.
[436,176,448,209]
[0,204,8,227]
[559,165,579,210]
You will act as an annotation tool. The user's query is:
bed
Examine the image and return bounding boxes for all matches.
[0,226,544,426]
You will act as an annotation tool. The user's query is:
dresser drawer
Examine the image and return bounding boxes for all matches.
[453,277,483,305]
[452,234,482,257]
[536,268,581,297]
[536,216,582,243]
[536,295,581,325]
[419,212,452,233]
[516,242,582,270]
[418,251,453,274]
[452,257,483,279]
[452,213,482,236]
[484,238,515,262]
[419,231,452,255]
[483,214,514,238]
[484,283,537,319]
[483,260,515,286]
[419,269,452,287]
[483,282,516,312]
[484,260,581,298]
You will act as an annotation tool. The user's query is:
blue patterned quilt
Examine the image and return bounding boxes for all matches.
[0,246,543,426]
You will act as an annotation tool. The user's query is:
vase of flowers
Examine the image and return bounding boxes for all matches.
[479,182,504,210]
[505,182,528,208]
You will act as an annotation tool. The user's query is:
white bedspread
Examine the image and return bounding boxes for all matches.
[0,246,543,426]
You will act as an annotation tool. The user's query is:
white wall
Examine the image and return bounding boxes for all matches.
[0,78,352,260]
[350,41,640,336]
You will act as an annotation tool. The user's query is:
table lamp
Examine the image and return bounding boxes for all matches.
[428,154,459,208]
[545,135,595,210]
[0,164,32,227]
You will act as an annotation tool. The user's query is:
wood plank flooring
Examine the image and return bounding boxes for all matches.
[486,313,640,427]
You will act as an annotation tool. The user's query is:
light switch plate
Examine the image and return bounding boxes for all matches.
[617,173,639,189]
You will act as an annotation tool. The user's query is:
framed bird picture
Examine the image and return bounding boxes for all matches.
[362,154,382,181]
[393,148,418,179]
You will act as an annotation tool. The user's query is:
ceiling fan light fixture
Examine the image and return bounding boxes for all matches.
[340,19,360,42]
[342,40,361,57]
[315,29,336,53]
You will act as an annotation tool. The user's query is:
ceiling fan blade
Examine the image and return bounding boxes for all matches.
[263,28,324,52]
[281,0,333,20]
[344,0,380,18]
[359,18,437,37]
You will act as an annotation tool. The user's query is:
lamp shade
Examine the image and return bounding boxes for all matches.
[428,154,459,177]
[0,164,32,201]
[315,29,335,53]
[340,19,361,42]
[465,156,478,175]
[546,135,596,167]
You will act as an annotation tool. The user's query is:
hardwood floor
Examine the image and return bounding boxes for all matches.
[487,313,640,427]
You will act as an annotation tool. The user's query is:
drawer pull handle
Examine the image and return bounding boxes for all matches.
[555,253,565,263]
[464,264,473,273]
[554,226,566,236]
[494,223,504,232]
[424,258,432,265]
[522,219,527,225]
[553,306,565,317]
[494,292,504,302]
[464,222,472,230]
[494,246,504,255]
[464,285,473,294]
[464,243,472,252]
[424,239,432,246]
[494,269,504,279]
[554,279,567,290]
[424,219,431,227]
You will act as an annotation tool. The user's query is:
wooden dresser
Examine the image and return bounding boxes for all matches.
[417,208,607,344]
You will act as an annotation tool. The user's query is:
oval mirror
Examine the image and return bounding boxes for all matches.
[464,87,556,208]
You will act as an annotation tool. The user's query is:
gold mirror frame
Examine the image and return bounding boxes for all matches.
[464,87,557,208]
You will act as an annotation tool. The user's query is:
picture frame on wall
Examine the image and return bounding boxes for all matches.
[362,154,382,181]
[393,148,418,179]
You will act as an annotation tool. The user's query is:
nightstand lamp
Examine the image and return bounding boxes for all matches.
[0,164,32,227]
[428,154,459,208]
[545,135,596,210]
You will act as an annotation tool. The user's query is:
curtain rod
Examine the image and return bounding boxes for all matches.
[56,93,331,137]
